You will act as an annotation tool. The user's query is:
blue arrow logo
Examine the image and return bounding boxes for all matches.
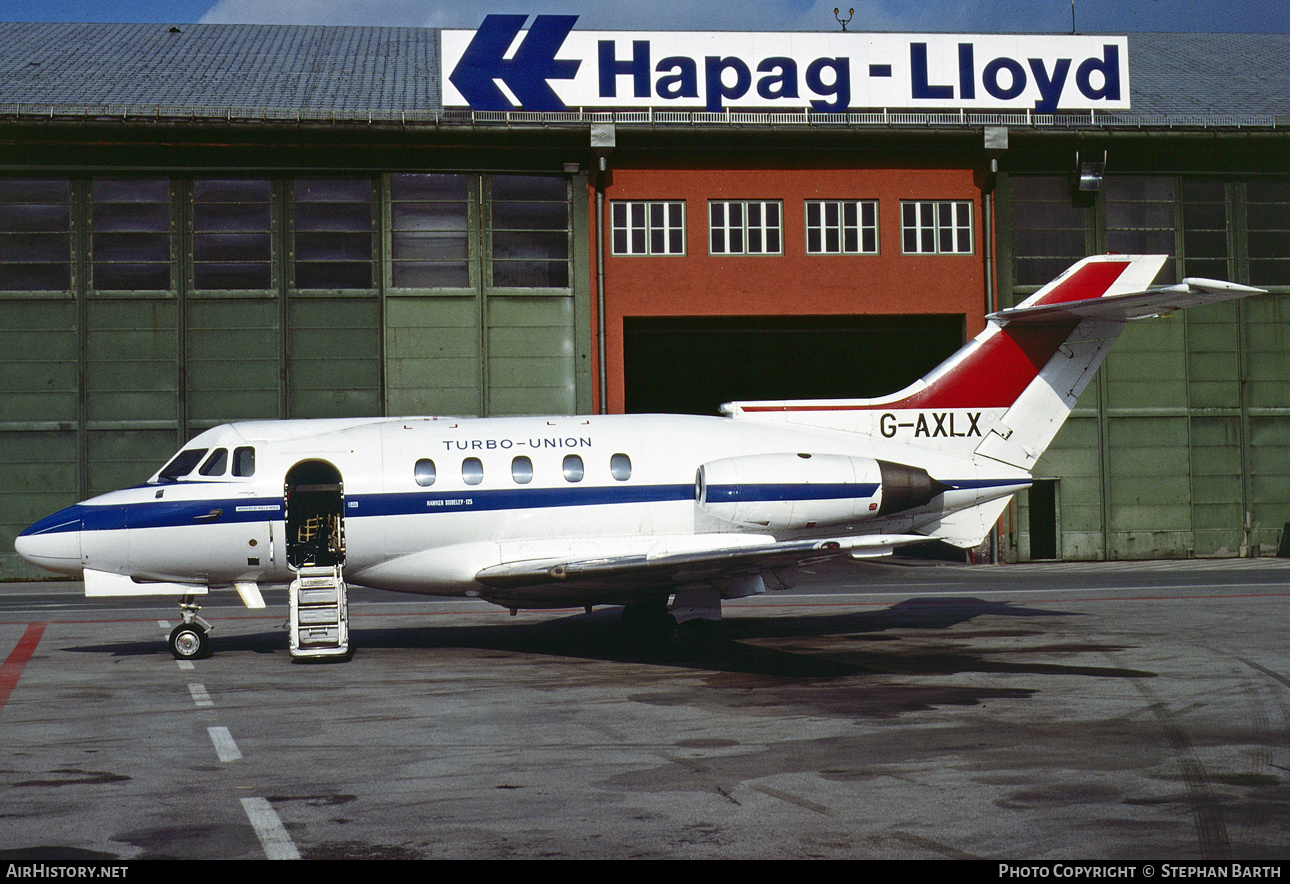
[449,14,582,111]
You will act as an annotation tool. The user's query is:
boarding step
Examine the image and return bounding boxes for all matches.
[288,565,350,660]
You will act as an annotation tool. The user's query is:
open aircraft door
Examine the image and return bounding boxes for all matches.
[284,460,350,660]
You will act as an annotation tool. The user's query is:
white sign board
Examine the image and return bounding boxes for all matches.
[442,15,1130,113]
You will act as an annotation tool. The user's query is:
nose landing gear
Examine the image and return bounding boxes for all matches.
[169,595,213,660]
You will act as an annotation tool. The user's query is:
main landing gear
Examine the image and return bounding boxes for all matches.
[621,592,719,654]
[169,595,213,660]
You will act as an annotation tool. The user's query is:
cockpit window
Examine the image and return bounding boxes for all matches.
[232,447,256,477]
[159,448,209,481]
[199,448,228,476]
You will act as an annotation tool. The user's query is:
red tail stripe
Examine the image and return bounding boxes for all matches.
[893,322,1079,409]
[741,321,1079,412]
[1033,259,1129,307]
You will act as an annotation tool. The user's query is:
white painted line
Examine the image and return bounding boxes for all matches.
[208,726,242,762]
[189,683,213,707]
[157,620,171,630]
[241,797,301,860]
[176,660,194,671]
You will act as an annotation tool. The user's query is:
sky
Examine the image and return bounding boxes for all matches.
[0,0,1285,33]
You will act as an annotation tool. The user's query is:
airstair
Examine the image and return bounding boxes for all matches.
[288,565,350,660]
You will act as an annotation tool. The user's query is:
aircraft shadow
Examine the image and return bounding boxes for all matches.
[352,595,1151,682]
[66,596,1154,685]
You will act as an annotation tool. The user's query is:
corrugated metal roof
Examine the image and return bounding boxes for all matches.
[0,22,1286,126]
[0,21,440,114]
[1128,32,1290,116]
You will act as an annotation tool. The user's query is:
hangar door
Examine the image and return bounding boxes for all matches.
[623,315,964,416]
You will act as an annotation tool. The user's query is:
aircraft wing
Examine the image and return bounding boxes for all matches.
[472,533,929,604]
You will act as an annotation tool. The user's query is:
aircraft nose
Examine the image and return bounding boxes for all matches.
[15,508,83,575]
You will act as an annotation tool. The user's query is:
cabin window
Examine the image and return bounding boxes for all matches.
[414,458,437,487]
[511,456,533,484]
[159,448,208,481]
[233,447,256,477]
[610,453,632,481]
[462,457,484,486]
[199,448,228,476]
[562,454,584,483]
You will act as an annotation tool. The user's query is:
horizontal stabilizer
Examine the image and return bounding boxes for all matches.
[989,278,1265,325]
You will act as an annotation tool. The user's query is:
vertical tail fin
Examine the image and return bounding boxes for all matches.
[725,255,1263,469]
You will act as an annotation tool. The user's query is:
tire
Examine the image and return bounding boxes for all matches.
[169,623,210,660]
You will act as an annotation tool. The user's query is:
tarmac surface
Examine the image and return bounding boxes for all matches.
[1,557,1289,860]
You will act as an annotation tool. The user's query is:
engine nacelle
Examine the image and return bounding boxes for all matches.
[696,453,946,531]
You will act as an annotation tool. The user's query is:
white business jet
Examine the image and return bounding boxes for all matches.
[16,255,1263,661]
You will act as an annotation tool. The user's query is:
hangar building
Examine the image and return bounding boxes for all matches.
[1,20,1287,577]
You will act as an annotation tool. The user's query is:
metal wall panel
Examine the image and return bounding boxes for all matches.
[1,170,588,579]
[187,297,281,422]
[287,297,381,419]
[385,296,481,416]
[1009,174,1290,560]
[486,296,577,415]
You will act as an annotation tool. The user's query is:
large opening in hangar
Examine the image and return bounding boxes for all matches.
[623,315,964,416]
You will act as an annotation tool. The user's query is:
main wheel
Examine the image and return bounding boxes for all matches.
[671,618,715,655]
[169,623,210,660]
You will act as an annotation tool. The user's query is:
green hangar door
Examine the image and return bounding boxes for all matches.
[623,316,964,416]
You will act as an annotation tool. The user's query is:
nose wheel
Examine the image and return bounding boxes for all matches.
[169,595,214,660]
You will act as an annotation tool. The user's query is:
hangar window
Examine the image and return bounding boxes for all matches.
[1247,179,1290,286]
[192,179,273,289]
[806,200,878,255]
[293,178,374,289]
[611,201,685,255]
[562,454,584,483]
[391,174,470,289]
[91,178,171,291]
[491,175,570,288]
[1105,177,1177,284]
[0,178,71,291]
[462,457,484,486]
[511,455,533,484]
[414,458,437,487]
[1012,177,1089,286]
[901,201,972,255]
[1181,180,1229,281]
[710,201,782,255]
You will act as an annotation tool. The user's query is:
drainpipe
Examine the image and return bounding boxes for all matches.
[591,123,615,415]
[982,128,1007,562]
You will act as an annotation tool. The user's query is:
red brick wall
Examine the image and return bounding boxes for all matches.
[591,162,990,413]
